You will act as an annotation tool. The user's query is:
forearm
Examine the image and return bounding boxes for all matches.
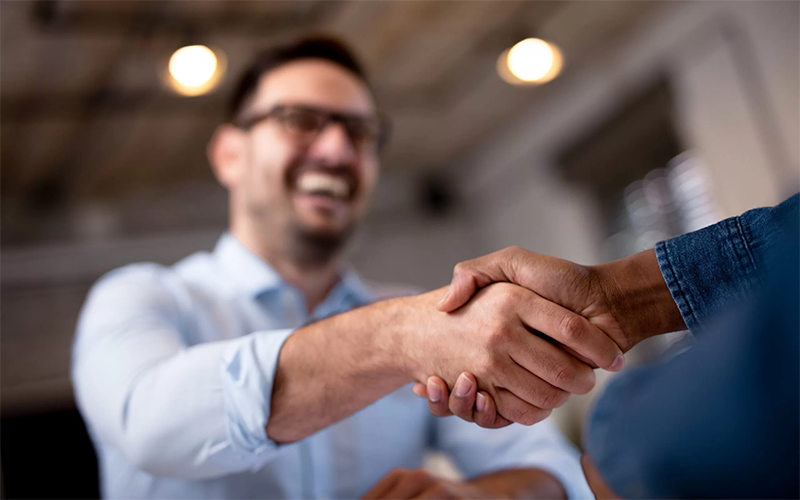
[469,468,567,499]
[266,292,433,443]
[591,248,685,349]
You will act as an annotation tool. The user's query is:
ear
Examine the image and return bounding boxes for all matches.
[207,124,247,189]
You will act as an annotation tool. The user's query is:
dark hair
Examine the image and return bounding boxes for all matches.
[227,37,368,122]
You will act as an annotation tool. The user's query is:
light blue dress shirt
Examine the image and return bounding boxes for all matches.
[72,234,592,499]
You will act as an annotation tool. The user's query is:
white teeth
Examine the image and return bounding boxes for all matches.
[296,172,350,199]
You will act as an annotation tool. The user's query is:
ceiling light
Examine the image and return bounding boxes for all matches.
[499,38,563,86]
[166,45,226,96]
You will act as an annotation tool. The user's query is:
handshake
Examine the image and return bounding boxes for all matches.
[399,245,684,428]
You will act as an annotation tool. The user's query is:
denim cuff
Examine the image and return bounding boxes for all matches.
[655,216,758,334]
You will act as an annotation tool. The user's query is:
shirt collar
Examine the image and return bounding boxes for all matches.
[213,233,375,305]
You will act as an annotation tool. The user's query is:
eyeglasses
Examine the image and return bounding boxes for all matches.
[233,104,391,152]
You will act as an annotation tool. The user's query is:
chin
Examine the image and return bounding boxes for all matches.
[295,215,353,238]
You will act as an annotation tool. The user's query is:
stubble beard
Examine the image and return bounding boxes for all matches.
[287,220,355,268]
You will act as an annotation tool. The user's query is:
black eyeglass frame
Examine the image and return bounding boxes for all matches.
[232,104,392,152]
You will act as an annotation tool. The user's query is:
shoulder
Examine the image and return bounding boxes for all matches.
[87,248,217,308]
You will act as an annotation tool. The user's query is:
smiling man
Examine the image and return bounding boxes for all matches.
[72,38,597,499]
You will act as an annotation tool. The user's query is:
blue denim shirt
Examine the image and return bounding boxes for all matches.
[586,194,799,499]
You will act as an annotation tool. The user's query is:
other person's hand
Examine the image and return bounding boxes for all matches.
[360,468,488,499]
[437,246,685,357]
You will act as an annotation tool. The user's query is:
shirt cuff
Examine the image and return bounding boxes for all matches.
[220,328,295,466]
[655,216,758,333]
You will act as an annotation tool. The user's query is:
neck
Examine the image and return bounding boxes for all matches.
[231,221,343,314]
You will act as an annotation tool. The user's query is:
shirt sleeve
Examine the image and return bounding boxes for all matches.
[655,193,798,333]
[72,264,294,480]
[432,416,593,499]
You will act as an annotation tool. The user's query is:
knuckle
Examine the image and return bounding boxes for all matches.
[390,467,408,478]
[410,468,429,481]
[540,387,570,410]
[485,325,508,349]
[517,407,548,426]
[559,314,585,343]
[553,364,577,388]
[509,406,532,424]
[477,353,500,375]
[575,365,597,394]
[452,261,470,276]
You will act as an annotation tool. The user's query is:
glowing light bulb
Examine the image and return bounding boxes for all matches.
[166,45,225,96]
[500,38,563,86]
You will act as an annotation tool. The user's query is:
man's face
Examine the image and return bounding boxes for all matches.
[233,59,380,244]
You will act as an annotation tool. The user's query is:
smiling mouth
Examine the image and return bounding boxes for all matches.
[295,172,352,200]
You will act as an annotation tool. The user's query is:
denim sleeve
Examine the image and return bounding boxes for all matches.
[584,204,800,499]
[655,193,798,333]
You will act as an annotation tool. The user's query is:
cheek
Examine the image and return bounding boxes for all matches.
[247,131,295,192]
[359,159,380,202]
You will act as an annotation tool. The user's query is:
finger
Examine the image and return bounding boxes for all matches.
[516,289,623,371]
[474,390,512,428]
[437,249,519,312]
[412,383,427,398]
[498,361,571,410]
[492,387,552,426]
[382,470,437,499]
[361,469,404,499]
[413,484,458,500]
[511,327,596,394]
[426,377,453,418]
[448,372,477,422]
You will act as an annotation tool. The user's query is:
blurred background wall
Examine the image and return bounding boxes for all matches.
[2,1,798,497]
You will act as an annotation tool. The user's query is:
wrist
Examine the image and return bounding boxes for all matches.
[387,288,446,383]
[591,249,686,349]
[360,296,422,384]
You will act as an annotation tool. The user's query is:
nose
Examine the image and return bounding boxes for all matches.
[307,121,357,165]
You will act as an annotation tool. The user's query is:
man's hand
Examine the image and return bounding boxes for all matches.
[403,283,613,426]
[360,468,488,499]
[361,467,568,500]
[581,454,620,499]
[436,246,685,356]
[269,275,623,442]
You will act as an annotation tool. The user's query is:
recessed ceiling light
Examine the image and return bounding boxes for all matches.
[498,38,563,86]
[165,45,226,96]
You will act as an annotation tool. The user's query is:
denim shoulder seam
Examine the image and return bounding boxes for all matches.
[732,216,758,293]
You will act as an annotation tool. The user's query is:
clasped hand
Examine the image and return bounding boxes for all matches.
[411,246,636,428]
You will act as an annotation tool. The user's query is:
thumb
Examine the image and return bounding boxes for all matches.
[436,270,479,312]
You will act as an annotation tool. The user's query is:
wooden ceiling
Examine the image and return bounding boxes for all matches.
[1,1,662,245]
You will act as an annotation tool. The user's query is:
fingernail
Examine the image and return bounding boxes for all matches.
[436,286,452,307]
[428,381,442,403]
[609,355,625,372]
[476,393,486,412]
[454,374,472,398]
